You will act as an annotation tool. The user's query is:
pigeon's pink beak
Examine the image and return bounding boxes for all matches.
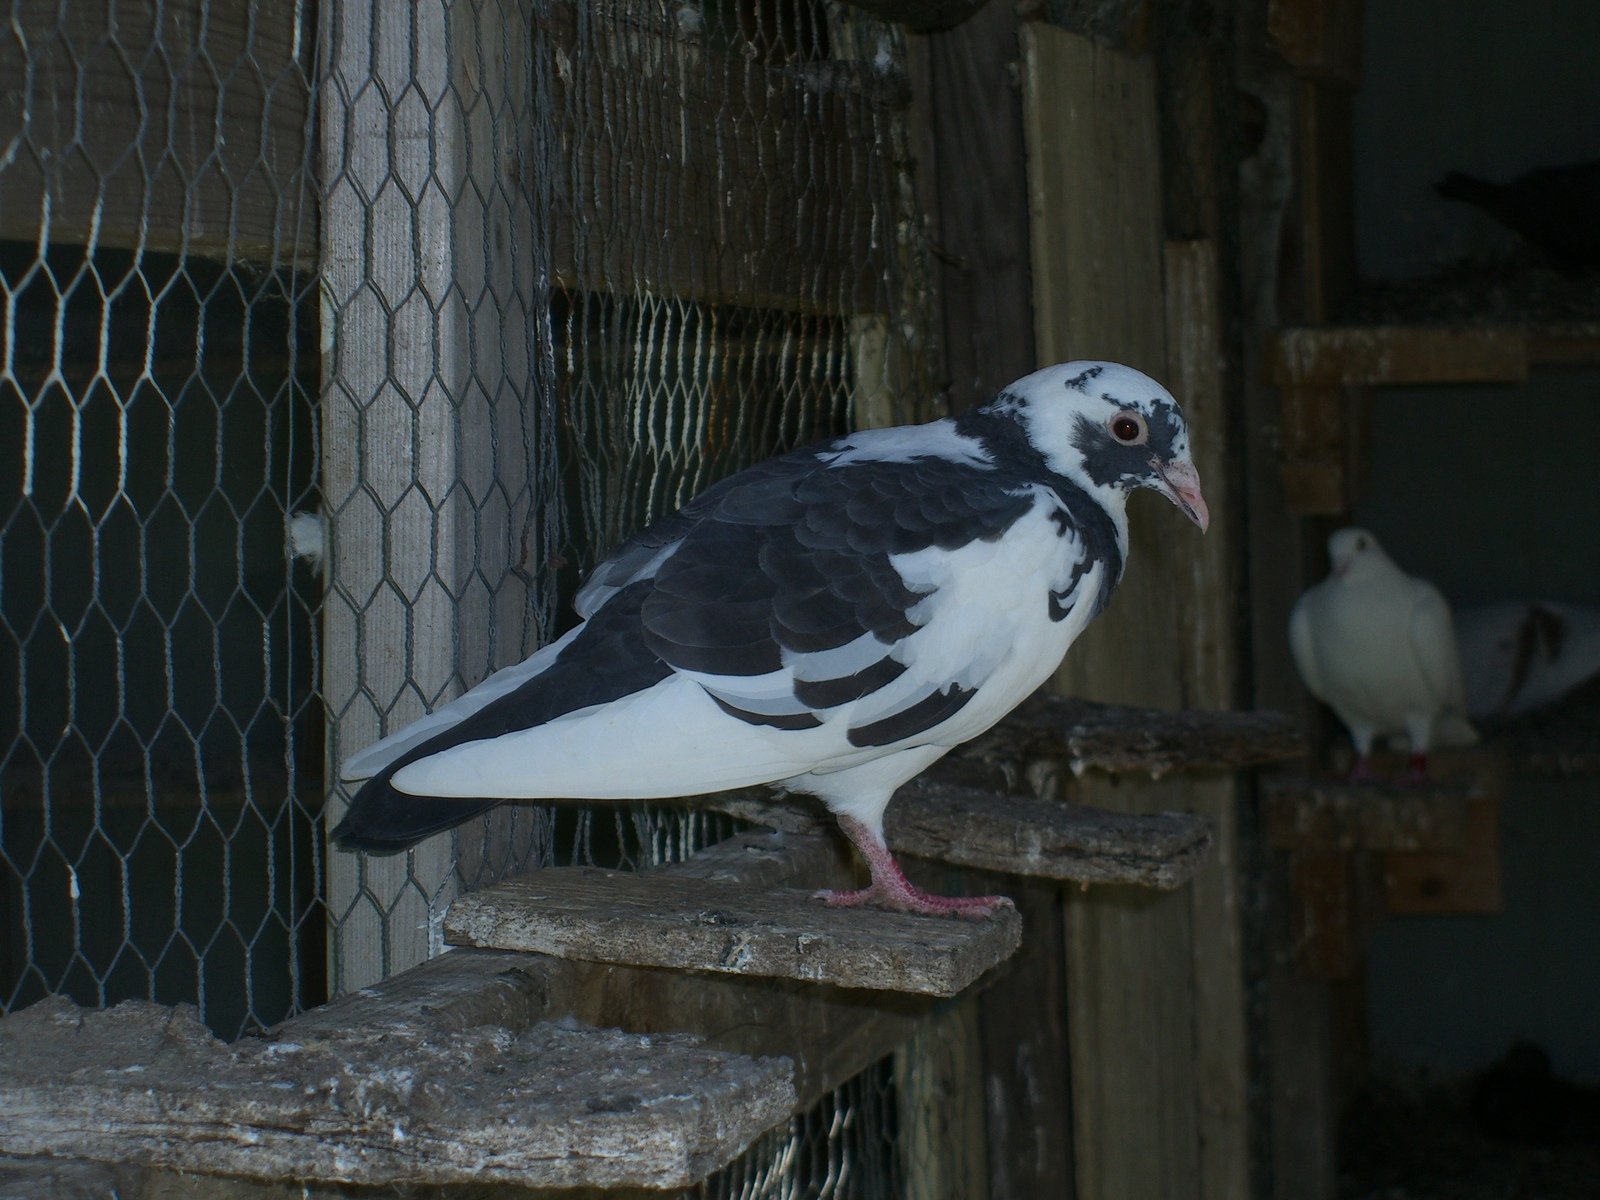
[1157,458,1209,533]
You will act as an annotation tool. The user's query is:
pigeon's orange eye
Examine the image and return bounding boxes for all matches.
[1110,413,1146,443]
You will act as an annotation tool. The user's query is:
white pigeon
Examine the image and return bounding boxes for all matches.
[1289,528,1476,781]
[334,361,1209,915]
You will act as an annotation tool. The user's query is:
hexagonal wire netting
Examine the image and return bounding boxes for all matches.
[1,0,323,1043]
[3,0,942,1192]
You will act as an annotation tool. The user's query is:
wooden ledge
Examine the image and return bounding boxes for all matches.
[1266,322,1600,387]
[445,832,1023,998]
[708,777,1214,890]
[962,693,1305,778]
[1263,774,1492,852]
[0,953,792,1190]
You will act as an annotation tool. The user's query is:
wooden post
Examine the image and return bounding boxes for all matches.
[1166,239,1254,1200]
[1021,25,1205,1200]
[319,0,539,993]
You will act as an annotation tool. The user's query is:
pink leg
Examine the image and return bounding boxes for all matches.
[815,815,1014,919]
[1402,752,1430,785]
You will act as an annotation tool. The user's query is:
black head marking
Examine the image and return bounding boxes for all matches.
[1065,366,1104,393]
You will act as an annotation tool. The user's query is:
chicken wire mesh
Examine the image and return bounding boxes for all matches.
[0,0,322,1040]
[3,0,958,1190]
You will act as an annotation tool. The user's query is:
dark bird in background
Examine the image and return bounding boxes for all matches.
[332,361,1209,916]
[1435,159,1600,269]
[1471,1042,1600,1146]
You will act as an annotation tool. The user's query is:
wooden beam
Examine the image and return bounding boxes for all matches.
[1287,848,1384,980]
[320,0,540,992]
[1264,777,1477,852]
[1166,238,1254,1200]
[1021,24,1204,1200]
[444,831,1022,997]
[895,996,991,1200]
[1268,325,1531,386]
[0,1,315,264]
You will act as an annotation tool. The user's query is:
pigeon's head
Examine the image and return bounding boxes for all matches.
[1327,527,1390,578]
[995,360,1209,532]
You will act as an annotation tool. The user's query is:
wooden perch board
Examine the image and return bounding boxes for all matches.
[1263,775,1482,852]
[959,693,1304,777]
[0,958,793,1189]
[445,831,1022,998]
[1267,322,1600,387]
[707,776,1214,890]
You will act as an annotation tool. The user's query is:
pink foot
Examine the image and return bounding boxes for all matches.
[1402,753,1430,785]
[1345,755,1376,784]
[818,815,1015,920]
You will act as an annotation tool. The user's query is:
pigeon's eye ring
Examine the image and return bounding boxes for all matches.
[1108,411,1147,444]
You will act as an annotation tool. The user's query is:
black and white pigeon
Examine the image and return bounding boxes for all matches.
[1289,528,1477,782]
[333,361,1210,915]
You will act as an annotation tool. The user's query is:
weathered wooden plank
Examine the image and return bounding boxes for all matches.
[1287,848,1384,980]
[0,993,793,1189]
[1384,795,1503,914]
[295,931,926,1126]
[1022,24,1203,1200]
[960,692,1305,777]
[1267,324,1530,386]
[894,996,990,1200]
[974,880,1075,1200]
[0,1,314,264]
[1263,776,1477,852]
[703,776,1214,889]
[444,832,1022,997]
[1166,238,1254,1200]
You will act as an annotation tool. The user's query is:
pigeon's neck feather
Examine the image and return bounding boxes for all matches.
[955,406,1127,599]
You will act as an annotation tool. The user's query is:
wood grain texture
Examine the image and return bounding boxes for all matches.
[1021,25,1203,1200]
[703,778,1213,889]
[0,984,792,1189]
[1166,239,1254,1200]
[1264,776,1478,852]
[1268,324,1530,385]
[961,693,1304,776]
[444,833,1023,997]
[1384,795,1503,915]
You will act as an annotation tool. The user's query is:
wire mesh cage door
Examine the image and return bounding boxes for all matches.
[0,2,323,1039]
